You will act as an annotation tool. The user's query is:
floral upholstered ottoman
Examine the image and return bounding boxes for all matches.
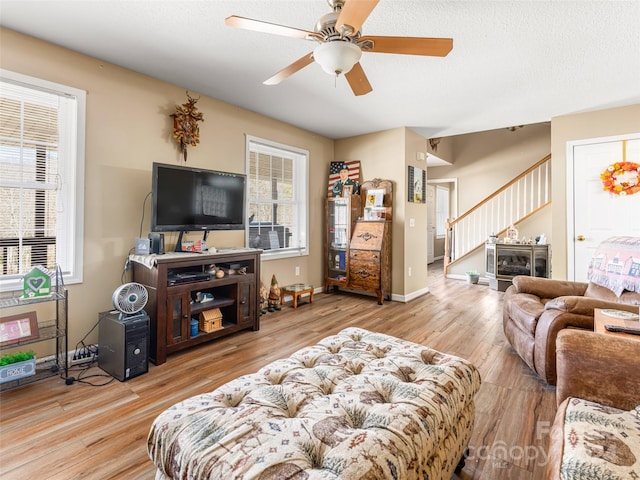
[147,327,482,479]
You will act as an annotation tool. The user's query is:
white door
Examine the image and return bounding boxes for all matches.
[426,184,436,264]
[569,135,640,281]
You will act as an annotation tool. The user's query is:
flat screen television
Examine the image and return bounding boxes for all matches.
[151,162,246,240]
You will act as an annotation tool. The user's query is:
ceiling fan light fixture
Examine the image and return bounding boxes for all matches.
[314,41,362,76]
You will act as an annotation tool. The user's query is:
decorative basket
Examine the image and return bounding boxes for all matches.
[199,308,223,332]
[0,358,36,384]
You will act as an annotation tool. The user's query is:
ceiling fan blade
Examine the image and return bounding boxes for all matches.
[360,35,453,56]
[336,0,380,36]
[225,15,322,41]
[345,62,372,96]
[263,52,315,85]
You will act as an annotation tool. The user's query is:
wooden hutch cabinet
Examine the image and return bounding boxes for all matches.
[325,195,361,292]
[324,178,392,304]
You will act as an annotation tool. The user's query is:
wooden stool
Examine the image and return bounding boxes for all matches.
[280,283,314,309]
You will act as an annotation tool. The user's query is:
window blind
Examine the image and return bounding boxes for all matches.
[0,80,62,277]
[246,136,308,257]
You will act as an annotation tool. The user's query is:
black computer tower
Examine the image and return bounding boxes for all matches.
[98,310,149,381]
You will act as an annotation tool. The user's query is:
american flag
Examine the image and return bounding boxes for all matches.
[327,160,361,195]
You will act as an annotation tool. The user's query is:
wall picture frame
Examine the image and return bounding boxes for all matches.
[0,312,39,347]
[408,166,426,203]
[365,189,385,207]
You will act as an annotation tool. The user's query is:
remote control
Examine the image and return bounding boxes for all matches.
[604,324,640,336]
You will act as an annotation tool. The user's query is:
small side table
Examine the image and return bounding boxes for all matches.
[594,308,640,340]
[280,283,314,309]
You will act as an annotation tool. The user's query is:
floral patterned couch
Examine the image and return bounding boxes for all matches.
[147,327,482,479]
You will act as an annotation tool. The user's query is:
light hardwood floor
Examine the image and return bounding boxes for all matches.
[0,262,556,479]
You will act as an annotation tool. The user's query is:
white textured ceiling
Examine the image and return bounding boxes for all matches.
[1,0,639,140]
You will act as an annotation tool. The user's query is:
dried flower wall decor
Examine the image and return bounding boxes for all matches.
[170,91,204,162]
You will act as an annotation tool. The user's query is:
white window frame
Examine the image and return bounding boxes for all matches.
[435,185,450,238]
[0,69,85,292]
[245,135,308,260]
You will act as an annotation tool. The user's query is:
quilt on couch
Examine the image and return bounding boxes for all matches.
[587,235,640,296]
[557,397,640,479]
[147,327,481,479]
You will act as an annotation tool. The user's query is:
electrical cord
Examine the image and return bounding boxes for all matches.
[124,191,151,284]
[72,315,101,363]
[139,191,152,238]
[75,367,116,386]
[66,357,116,387]
[122,246,135,284]
[67,313,116,386]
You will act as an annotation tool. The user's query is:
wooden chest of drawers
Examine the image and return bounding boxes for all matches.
[350,251,381,290]
[349,220,391,304]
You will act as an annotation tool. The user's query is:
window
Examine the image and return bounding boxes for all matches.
[0,70,85,292]
[246,136,308,259]
[435,185,450,237]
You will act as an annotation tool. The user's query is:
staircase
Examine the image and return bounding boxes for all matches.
[444,154,551,273]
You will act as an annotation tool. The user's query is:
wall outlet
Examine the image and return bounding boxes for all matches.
[409,218,415,227]
[295,266,300,276]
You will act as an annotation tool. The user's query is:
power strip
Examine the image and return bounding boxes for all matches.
[70,356,95,366]
[69,344,99,366]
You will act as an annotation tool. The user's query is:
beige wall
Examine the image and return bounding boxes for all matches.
[1,28,334,352]
[434,237,445,258]
[334,128,413,297]
[550,104,640,278]
[429,123,551,211]
[425,133,454,164]
[404,129,430,296]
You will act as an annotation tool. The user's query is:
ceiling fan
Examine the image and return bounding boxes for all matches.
[225,0,453,96]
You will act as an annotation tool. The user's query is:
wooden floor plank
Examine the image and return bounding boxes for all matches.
[0,261,557,479]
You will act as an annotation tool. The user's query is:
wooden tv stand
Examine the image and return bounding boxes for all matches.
[131,249,261,365]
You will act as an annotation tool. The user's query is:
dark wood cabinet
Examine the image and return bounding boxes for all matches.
[236,279,255,324]
[131,249,261,365]
[166,291,191,345]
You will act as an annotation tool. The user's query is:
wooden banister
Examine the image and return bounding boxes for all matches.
[450,154,551,227]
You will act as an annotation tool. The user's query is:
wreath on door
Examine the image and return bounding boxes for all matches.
[600,161,640,196]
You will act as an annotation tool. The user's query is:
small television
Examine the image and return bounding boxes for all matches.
[151,162,246,236]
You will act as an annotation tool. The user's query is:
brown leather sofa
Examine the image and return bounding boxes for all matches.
[503,275,640,384]
[546,329,640,479]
